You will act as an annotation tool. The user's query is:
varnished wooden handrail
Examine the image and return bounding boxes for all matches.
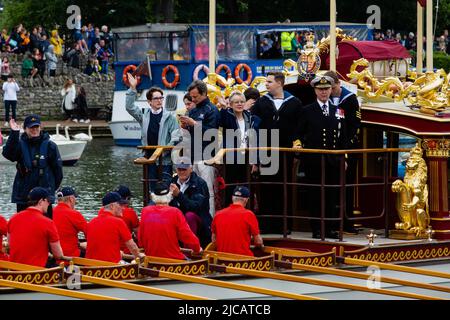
[137,145,176,150]
[134,145,410,165]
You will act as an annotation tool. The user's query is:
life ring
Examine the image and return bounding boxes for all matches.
[122,65,141,87]
[193,64,210,81]
[234,63,252,85]
[215,64,232,80]
[162,64,180,89]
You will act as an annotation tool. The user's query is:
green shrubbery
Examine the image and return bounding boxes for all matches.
[409,51,450,73]
[434,52,450,73]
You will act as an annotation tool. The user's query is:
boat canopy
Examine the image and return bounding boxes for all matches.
[112,22,371,62]
[325,40,411,79]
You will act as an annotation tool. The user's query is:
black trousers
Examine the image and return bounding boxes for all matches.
[257,152,294,234]
[304,154,342,234]
[4,100,17,122]
[223,163,250,207]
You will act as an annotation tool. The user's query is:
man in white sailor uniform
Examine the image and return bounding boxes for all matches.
[294,75,348,239]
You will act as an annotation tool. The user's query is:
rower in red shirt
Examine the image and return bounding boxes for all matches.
[115,185,139,234]
[53,186,88,257]
[138,182,202,260]
[7,187,64,267]
[86,191,144,263]
[0,214,8,261]
[115,185,139,254]
[212,186,263,256]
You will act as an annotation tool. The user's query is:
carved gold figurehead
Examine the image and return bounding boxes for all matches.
[391,144,430,239]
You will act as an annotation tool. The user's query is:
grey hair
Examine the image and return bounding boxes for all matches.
[151,192,173,204]
[57,195,73,203]
[104,203,114,211]
[232,196,248,204]
[229,91,246,103]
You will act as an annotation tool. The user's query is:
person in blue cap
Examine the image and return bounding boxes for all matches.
[2,115,63,219]
[8,187,64,267]
[212,186,263,256]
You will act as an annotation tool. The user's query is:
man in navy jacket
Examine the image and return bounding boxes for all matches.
[2,115,63,219]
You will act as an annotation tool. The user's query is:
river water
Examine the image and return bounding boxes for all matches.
[0,138,144,220]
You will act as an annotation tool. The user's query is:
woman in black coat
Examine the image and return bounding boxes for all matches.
[74,86,90,123]
[219,91,261,206]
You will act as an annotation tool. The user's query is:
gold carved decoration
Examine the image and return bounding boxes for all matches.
[391,144,430,239]
[422,139,450,158]
[348,58,450,113]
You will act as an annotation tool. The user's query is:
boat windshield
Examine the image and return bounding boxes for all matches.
[114,31,191,62]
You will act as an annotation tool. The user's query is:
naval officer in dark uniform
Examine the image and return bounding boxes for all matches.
[324,70,361,234]
[294,75,348,239]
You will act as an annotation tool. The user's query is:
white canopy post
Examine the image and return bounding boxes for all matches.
[329,0,337,71]
[417,2,424,74]
[209,0,216,72]
[426,0,433,71]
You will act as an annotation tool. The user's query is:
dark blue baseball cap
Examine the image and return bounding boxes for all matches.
[175,156,192,169]
[232,186,250,198]
[153,181,170,196]
[115,185,133,199]
[28,187,50,202]
[102,191,128,206]
[56,186,78,198]
[23,114,41,128]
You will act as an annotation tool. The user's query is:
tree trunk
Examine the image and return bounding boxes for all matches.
[162,0,175,23]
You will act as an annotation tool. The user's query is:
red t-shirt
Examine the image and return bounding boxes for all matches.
[8,208,60,267]
[0,214,8,261]
[86,210,132,263]
[53,202,88,257]
[211,204,260,256]
[122,206,139,232]
[120,206,140,254]
[138,205,200,260]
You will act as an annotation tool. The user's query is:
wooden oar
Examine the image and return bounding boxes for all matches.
[71,256,320,300]
[140,264,322,300]
[1,260,208,300]
[276,260,450,294]
[208,263,443,300]
[340,257,450,280]
[0,278,120,300]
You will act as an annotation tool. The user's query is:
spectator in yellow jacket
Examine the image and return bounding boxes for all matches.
[281,31,295,52]
[50,30,64,56]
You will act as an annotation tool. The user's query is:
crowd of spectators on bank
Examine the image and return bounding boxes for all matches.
[372,28,450,55]
[0,20,114,80]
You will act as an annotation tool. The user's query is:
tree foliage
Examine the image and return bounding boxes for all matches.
[1,0,449,36]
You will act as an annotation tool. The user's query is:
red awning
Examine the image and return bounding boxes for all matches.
[417,0,426,7]
[323,40,411,80]
[338,40,411,61]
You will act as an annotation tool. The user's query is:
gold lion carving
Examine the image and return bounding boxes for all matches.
[391,144,430,236]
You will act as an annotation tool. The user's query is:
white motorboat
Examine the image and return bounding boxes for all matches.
[0,139,87,166]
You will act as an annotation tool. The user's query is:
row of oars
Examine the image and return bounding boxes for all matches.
[1,249,450,300]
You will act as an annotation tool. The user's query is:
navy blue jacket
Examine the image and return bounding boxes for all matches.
[219,108,261,163]
[187,97,220,161]
[2,130,63,204]
[251,91,303,148]
[169,172,211,247]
